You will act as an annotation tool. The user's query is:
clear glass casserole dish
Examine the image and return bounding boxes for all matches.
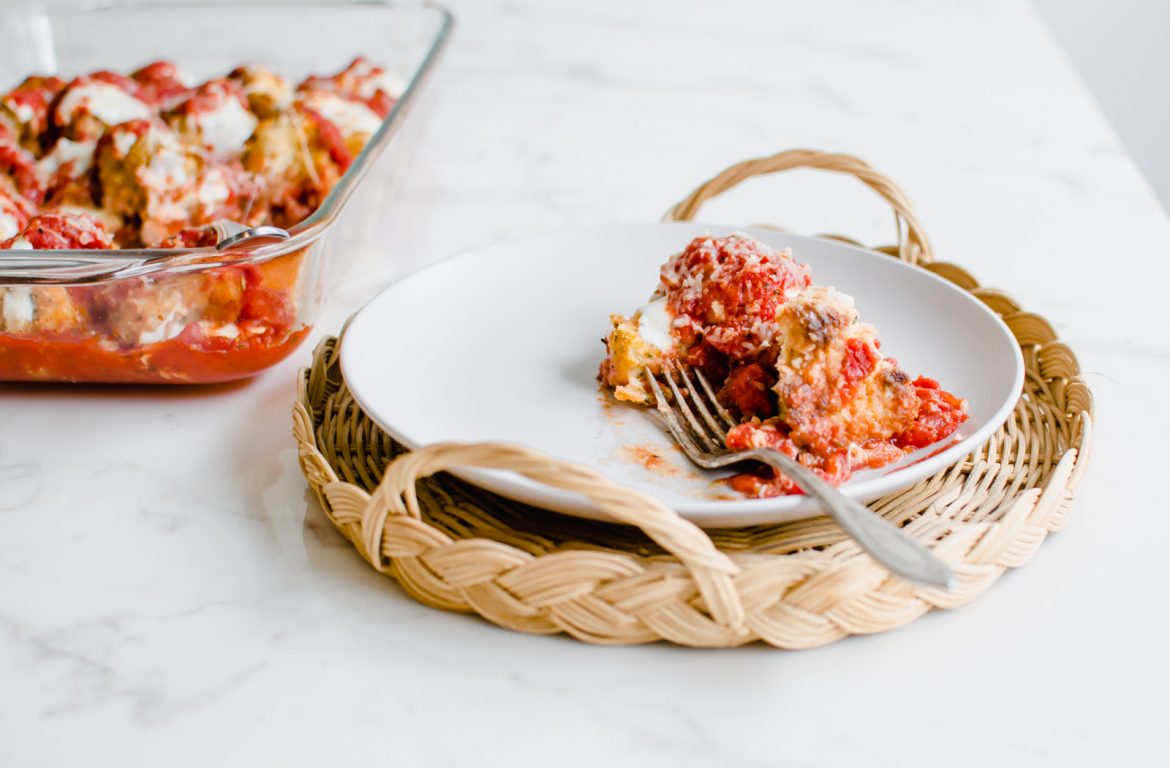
[0,0,452,383]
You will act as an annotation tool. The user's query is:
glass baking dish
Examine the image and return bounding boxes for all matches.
[0,0,452,383]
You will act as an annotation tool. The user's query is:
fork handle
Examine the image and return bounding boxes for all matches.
[743,448,956,589]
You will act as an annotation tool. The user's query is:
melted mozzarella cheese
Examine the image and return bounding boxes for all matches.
[138,129,192,191]
[370,70,406,99]
[300,91,381,137]
[345,58,404,100]
[0,209,22,241]
[112,128,139,156]
[4,98,35,124]
[136,305,188,345]
[636,297,675,351]
[57,82,152,126]
[200,321,239,339]
[191,97,257,156]
[195,168,231,212]
[2,286,34,330]
[174,67,197,88]
[37,138,97,177]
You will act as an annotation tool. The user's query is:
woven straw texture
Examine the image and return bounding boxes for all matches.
[293,149,1094,648]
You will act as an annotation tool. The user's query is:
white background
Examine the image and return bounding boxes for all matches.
[1034,0,1170,212]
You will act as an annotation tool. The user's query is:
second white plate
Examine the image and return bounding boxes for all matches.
[341,223,1023,527]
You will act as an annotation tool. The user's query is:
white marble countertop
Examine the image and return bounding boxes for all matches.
[3,1,1169,765]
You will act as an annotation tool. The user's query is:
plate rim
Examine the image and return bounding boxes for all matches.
[341,222,1024,527]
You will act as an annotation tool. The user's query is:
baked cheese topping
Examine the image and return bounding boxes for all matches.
[297,90,382,138]
[0,57,392,383]
[0,210,20,241]
[635,297,675,352]
[5,99,36,124]
[2,286,33,329]
[187,94,258,157]
[56,81,152,128]
[0,198,24,241]
[37,138,97,178]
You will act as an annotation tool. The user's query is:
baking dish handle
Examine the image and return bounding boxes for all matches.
[0,223,291,284]
[662,148,935,265]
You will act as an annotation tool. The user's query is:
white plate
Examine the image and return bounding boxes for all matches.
[342,223,1023,527]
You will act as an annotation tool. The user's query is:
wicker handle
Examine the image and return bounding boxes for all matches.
[662,148,935,265]
[365,441,748,633]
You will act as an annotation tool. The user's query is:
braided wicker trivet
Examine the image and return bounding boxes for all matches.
[292,149,1093,648]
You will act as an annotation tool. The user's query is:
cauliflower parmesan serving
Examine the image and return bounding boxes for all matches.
[0,57,400,382]
[600,234,969,497]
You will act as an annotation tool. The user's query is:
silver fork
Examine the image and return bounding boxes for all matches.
[646,361,955,589]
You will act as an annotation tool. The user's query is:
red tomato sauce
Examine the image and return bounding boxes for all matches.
[718,363,776,419]
[894,377,970,449]
[662,235,811,361]
[0,326,309,384]
[0,247,309,384]
[721,377,969,498]
[0,139,42,203]
[301,107,354,172]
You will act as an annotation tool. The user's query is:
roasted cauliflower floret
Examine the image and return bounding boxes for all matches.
[95,119,251,246]
[771,286,918,453]
[1,75,65,154]
[599,312,666,405]
[242,105,350,228]
[0,177,35,241]
[227,65,293,119]
[35,138,109,227]
[51,72,153,142]
[88,275,211,346]
[1,134,44,204]
[295,90,382,158]
[0,212,113,335]
[0,285,89,335]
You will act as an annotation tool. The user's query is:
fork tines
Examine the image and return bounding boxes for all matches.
[645,362,958,590]
[646,361,738,463]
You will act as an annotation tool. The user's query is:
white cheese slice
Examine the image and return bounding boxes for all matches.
[300,91,381,137]
[635,297,675,352]
[136,305,188,345]
[56,82,152,127]
[0,209,22,241]
[1,286,34,331]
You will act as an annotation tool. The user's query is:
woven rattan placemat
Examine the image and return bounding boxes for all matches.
[292,149,1093,648]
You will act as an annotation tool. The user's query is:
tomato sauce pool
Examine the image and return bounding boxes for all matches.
[0,326,310,383]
